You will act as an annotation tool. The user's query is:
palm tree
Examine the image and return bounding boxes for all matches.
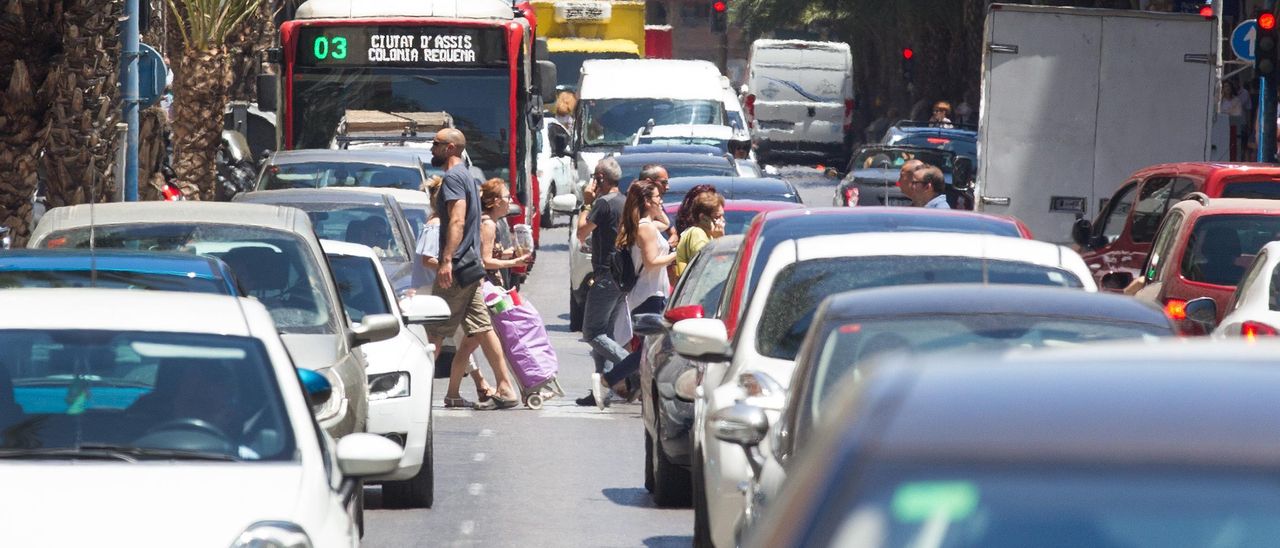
[167,0,261,200]
[0,0,61,246]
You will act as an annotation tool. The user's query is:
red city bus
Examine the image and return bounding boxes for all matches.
[276,0,554,283]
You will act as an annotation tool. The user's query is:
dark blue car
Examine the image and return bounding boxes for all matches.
[665,176,801,205]
[615,151,740,191]
[0,250,240,295]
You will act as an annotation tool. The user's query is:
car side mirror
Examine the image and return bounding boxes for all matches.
[1071,218,1093,248]
[711,402,769,476]
[1184,297,1219,333]
[336,433,404,477]
[296,368,332,407]
[350,313,400,346]
[399,295,450,326]
[671,318,732,362]
[536,60,557,96]
[632,313,666,336]
[256,73,278,112]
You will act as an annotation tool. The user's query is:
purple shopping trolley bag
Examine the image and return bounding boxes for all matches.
[483,283,559,390]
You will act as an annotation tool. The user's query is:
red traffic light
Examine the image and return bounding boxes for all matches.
[902,47,914,60]
[1198,5,1213,18]
[712,0,727,13]
[1261,12,1277,31]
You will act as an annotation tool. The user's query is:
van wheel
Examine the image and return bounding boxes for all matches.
[541,184,556,228]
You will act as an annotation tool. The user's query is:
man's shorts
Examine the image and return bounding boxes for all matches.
[427,280,492,339]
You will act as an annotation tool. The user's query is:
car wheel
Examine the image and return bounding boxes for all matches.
[644,428,655,493]
[693,448,712,548]
[382,419,434,508]
[540,184,555,228]
[651,419,693,508]
[352,480,365,538]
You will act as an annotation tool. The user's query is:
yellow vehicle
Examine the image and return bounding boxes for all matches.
[532,0,647,89]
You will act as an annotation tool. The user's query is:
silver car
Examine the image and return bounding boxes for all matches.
[27,201,399,439]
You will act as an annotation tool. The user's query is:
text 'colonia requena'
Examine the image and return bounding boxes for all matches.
[368,34,476,63]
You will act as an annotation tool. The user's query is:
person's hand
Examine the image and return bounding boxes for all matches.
[711,217,726,238]
[667,231,679,248]
[438,260,454,289]
[582,178,598,205]
[514,253,533,265]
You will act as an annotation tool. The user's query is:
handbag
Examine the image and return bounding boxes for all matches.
[452,246,487,288]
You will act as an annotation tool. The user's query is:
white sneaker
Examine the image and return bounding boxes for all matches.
[590,373,606,411]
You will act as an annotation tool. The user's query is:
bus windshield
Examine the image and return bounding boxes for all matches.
[291,66,512,181]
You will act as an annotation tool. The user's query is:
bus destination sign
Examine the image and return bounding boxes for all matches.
[297,26,507,67]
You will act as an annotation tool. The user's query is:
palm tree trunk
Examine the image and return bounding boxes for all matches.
[0,61,41,246]
[170,47,232,200]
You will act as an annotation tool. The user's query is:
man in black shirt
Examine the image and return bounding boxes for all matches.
[574,157,631,406]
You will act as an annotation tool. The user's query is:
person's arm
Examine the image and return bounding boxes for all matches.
[639,223,677,268]
[576,209,596,243]
[480,219,531,270]
[437,199,465,288]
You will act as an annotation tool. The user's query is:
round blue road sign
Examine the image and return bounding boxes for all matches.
[1233,20,1258,62]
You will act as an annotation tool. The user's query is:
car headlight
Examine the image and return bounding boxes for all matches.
[368,371,411,400]
[313,368,345,421]
[230,521,312,548]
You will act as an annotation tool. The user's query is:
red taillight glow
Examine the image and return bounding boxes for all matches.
[926,137,951,144]
[1199,5,1213,18]
[1164,299,1188,321]
[1262,12,1277,31]
[843,186,858,206]
[1242,321,1278,340]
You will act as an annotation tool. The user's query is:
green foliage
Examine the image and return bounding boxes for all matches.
[166,0,263,50]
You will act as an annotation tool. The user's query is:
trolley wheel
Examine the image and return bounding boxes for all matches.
[525,393,544,409]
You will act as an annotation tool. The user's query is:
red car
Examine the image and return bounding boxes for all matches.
[1134,195,1280,335]
[663,199,802,238]
[1075,162,1280,290]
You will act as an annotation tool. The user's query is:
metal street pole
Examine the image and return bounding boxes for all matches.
[121,0,140,201]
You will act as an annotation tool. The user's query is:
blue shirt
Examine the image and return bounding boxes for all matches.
[925,194,951,209]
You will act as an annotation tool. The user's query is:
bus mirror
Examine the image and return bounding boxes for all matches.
[536,60,557,96]
[256,74,278,112]
[535,37,550,61]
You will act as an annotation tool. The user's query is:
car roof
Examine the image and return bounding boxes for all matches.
[614,152,731,167]
[235,188,395,207]
[819,284,1170,328]
[1170,196,1280,216]
[622,144,724,155]
[0,249,226,280]
[267,148,426,167]
[322,186,430,206]
[789,231,1075,270]
[664,199,804,215]
[32,202,312,235]
[757,207,1025,240]
[852,340,1280,466]
[1128,161,1280,181]
[0,288,266,336]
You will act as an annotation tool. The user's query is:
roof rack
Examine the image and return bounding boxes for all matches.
[890,120,979,132]
[334,110,454,149]
[1181,192,1211,206]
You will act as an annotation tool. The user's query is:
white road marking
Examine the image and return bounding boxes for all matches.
[479,428,495,437]
[473,452,487,462]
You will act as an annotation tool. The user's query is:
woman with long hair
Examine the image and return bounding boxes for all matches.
[590,180,676,409]
[674,186,725,279]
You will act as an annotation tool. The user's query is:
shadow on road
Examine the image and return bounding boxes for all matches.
[644,536,695,547]
[602,487,656,508]
[539,243,570,252]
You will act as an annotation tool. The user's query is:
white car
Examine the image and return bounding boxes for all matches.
[322,240,450,509]
[671,231,1096,548]
[631,123,739,149]
[567,210,595,331]
[1197,240,1280,338]
[538,118,578,228]
[0,288,403,546]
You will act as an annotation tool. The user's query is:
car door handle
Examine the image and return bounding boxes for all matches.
[981,196,1011,206]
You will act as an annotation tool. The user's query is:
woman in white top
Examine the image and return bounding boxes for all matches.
[590,180,676,409]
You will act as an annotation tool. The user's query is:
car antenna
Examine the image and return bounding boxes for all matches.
[89,168,97,288]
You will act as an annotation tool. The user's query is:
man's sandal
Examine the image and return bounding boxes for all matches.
[443,396,474,409]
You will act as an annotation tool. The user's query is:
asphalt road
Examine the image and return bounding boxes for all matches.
[363,166,836,548]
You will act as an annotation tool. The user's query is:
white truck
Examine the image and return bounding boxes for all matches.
[976,4,1219,242]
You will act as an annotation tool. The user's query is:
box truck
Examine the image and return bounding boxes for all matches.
[976,4,1219,242]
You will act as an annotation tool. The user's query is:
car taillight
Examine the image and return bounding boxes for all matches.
[1242,321,1279,340]
[926,137,951,145]
[843,99,855,132]
[1164,299,1187,321]
[745,94,756,123]
[843,186,858,206]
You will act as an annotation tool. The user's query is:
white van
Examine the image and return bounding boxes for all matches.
[745,39,853,163]
[572,59,728,193]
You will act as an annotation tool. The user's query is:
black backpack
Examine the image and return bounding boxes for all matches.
[610,246,641,292]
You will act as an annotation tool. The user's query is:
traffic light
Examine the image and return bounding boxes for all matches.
[711,0,728,33]
[1257,12,1279,78]
[901,47,914,82]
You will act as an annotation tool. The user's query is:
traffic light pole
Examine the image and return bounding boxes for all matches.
[120,0,140,201]
[1260,76,1277,163]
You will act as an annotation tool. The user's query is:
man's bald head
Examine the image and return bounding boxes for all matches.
[436,128,466,150]
[431,128,467,167]
[898,159,924,186]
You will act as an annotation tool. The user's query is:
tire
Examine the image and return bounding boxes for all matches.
[352,480,365,538]
[540,184,555,228]
[569,284,585,332]
[644,429,655,493]
[693,448,712,548]
[651,420,693,508]
[382,420,435,508]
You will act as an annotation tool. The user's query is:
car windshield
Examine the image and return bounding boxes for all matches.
[804,314,1166,428]
[850,147,954,173]
[42,225,336,334]
[756,257,1084,359]
[1180,215,1280,286]
[291,204,408,261]
[327,254,392,323]
[1219,181,1280,199]
[821,464,1280,548]
[0,329,296,462]
[619,162,737,192]
[291,67,511,181]
[674,245,738,313]
[258,161,423,191]
[0,269,228,294]
[580,98,724,147]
